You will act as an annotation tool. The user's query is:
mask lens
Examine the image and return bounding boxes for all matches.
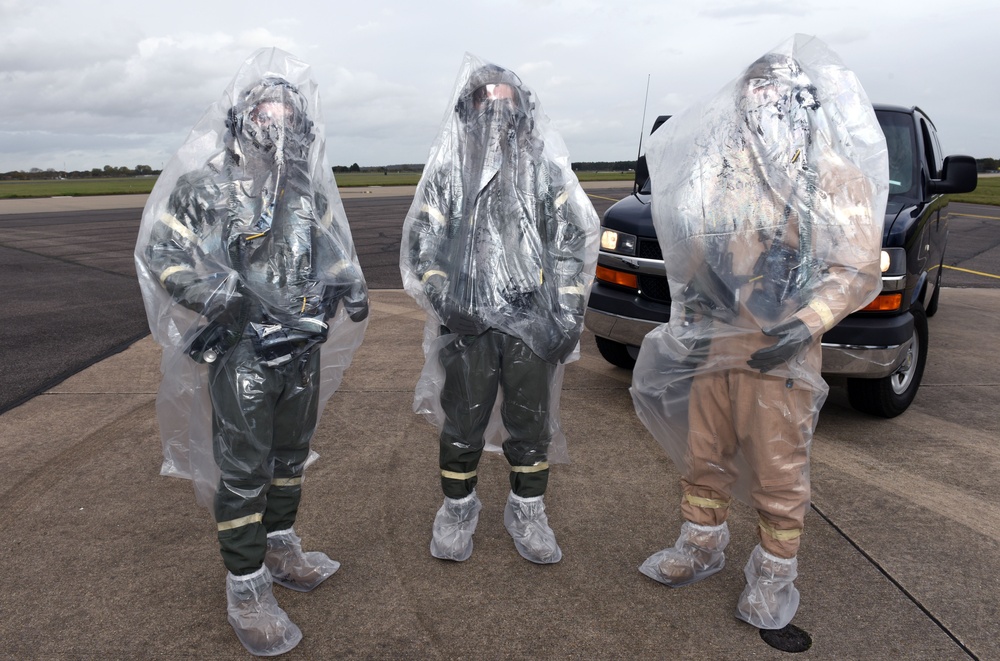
[472,83,517,110]
[250,101,294,128]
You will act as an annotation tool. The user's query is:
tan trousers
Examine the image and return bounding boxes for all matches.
[679,334,818,558]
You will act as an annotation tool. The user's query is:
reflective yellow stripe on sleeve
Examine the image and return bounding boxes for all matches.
[217,513,263,532]
[158,264,192,286]
[158,212,198,245]
[808,299,836,332]
[422,270,447,283]
[330,259,353,275]
[421,204,446,227]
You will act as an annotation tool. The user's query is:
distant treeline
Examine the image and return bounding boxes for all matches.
[2,161,632,181]
[572,161,635,172]
[331,161,636,173]
[1,165,159,181]
[332,163,424,174]
[977,157,1000,172]
[5,157,996,182]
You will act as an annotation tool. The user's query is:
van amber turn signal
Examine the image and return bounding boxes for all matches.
[596,265,639,290]
[860,292,902,312]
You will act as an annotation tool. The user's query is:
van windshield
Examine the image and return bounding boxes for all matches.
[876,109,919,200]
[639,110,915,200]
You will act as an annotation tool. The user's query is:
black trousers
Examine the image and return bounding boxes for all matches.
[209,338,320,575]
[438,328,555,499]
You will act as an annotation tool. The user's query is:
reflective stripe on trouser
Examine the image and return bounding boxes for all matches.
[438,328,555,499]
[210,338,320,575]
[680,341,816,558]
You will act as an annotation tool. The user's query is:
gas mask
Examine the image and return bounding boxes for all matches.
[227,77,314,168]
[457,77,532,191]
[740,57,818,169]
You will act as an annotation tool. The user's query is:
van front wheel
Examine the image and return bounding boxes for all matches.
[847,303,928,418]
[595,336,638,370]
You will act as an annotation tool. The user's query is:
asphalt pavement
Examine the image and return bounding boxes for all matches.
[0,187,996,659]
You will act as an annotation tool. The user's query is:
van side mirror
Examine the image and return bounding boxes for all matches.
[929,155,978,195]
[634,155,649,192]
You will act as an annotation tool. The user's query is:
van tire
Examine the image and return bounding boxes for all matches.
[847,303,928,418]
[595,336,637,370]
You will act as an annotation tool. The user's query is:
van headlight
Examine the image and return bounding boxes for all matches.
[600,228,637,255]
[881,248,906,275]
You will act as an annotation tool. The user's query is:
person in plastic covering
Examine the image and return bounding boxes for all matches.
[135,48,368,656]
[630,35,887,636]
[400,53,599,565]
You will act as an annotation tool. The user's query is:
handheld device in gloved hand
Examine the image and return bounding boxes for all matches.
[186,295,246,364]
[747,317,812,373]
[682,261,739,322]
[248,316,329,366]
[188,321,242,364]
[746,241,802,322]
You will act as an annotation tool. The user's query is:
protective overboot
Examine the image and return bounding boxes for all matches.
[503,491,562,564]
[430,491,482,562]
[639,521,729,587]
[265,528,340,592]
[736,544,800,629]
[226,566,302,656]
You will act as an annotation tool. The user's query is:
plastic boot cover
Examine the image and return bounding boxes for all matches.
[430,491,483,562]
[639,521,730,587]
[736,544,801,630]
[226,566,302,656]
[503,491,563,564]
[265,528,341,592]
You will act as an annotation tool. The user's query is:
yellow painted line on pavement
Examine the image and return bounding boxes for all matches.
[943,265,1000,280]
[952,213,1000,221]
[588,193,625,202]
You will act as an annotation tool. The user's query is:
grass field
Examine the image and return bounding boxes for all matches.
[1,170,992,203]
[0,177,159,198]
[949,173,1000,205]
[0,170,635,199]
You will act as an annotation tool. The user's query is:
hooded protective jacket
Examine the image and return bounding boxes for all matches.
[631,35,887,556]
[135,48,368,519]
[401,53,599,477]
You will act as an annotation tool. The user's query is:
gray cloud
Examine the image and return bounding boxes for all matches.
[2,0,997,172]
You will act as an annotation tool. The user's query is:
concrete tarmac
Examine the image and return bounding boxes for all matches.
[1,188,996,659]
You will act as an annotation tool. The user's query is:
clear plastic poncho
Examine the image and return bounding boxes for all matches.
[400,53,600,461]
[135,48,368,509]
[631,35,887,498]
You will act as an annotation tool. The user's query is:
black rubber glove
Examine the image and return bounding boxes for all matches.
[682,264,738,319]
[680,336,712,368]
[550,334,579,364]
[208,292,244,328]
[185,292,244,364]
[557,291,586,319]
[344,293,369,323]
[747,318,812,373]
[444,311,483,336]
[321,282,347,320]
[423,273,448,316]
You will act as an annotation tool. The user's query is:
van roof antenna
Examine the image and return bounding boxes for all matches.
[634,74,650,196]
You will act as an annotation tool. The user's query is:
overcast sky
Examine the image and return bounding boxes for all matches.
[3,0,997,172]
